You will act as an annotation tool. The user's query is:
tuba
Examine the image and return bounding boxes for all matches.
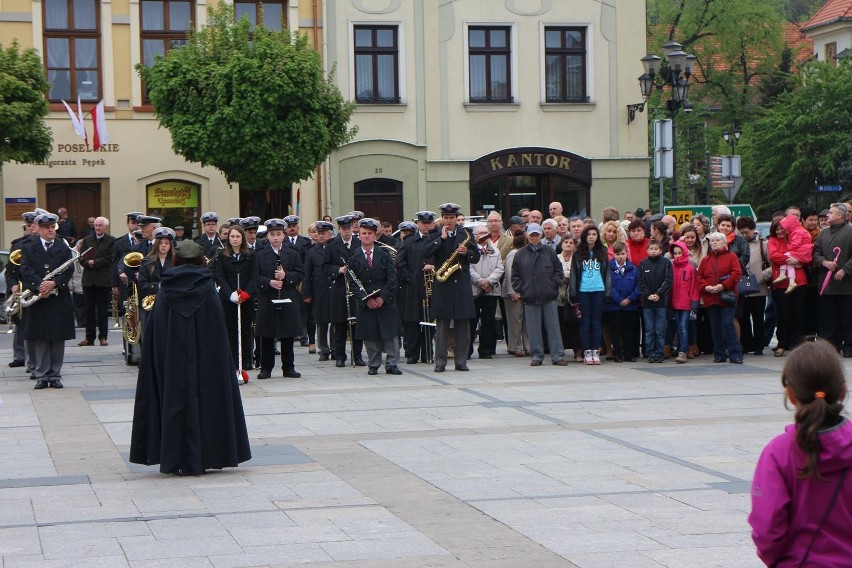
[123,251,144,268]
[435,230,471,283]
[122,283,141,344]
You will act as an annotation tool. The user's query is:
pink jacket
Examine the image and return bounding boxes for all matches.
[749,419,852,567]
[669,241,699,310]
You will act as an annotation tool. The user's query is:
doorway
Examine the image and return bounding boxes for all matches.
[354,178,403,227]
[46,182,102,242]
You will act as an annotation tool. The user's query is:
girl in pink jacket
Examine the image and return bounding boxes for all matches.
[669,241,698,363]
[749,340,852,567]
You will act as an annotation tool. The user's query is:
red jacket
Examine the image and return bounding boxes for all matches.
[697,248,742,307]
[626,237,649,267]
[670,243,699,310]
[767,236,811,288]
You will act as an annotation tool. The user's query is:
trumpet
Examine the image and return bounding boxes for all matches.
[435,230,471,283]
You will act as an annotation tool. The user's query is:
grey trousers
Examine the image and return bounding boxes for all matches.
[435,318,470,367]
[32,340,65,380]
[523,301,565,363]
[26,340,37,373]
[12,325,25,361]
[503,298,529,353]
[365,336,400,368]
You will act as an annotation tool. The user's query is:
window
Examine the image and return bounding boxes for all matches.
[544,27,587,103]
[353,25,399,103]
[43,0,101,101]
[468,26,512,103]
[825,42,837,67]
[140,0,193,101]
[234,0,288,32]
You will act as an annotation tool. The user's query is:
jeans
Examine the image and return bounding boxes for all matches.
[673,310,689,354]
[706,305,743,361]
[578,292,605,351]
[642,307,667,358]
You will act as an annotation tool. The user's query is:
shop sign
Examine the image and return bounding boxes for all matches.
[147,180,200,208]
[5,197,37,221]
[470,147,592,186]
[664,204,756,226]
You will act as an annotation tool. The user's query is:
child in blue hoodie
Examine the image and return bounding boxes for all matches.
[605,242,640,362]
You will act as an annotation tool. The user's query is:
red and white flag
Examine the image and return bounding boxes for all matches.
[91,101,110,151]
[61,96,87,144]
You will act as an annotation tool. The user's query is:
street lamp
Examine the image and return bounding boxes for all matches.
[631,41,696,205]
[721,121,742,153]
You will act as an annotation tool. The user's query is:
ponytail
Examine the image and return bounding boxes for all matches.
[794,395,844,478]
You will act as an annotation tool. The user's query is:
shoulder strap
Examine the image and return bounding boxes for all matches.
[798,467,848,568]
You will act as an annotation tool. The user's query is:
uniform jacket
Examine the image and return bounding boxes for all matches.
[138,257,173,300]
[469,243,504,297]
[214,251,258,304]
[303,244,333,324]
[511,243,563,305]
[80,233,116,288]
[424,230,480,320]
[112,232,137,286]
[324,234,361,323]
[605,260,640,311]
[349,245,399,340]
[19,237,75,341]
[253,244,303,338]
[396,231,435,322]
[813,221,852,296]
[749,419,852,568]
[284,234,312,262]
[697,248,742,307]
[194,233,224,259]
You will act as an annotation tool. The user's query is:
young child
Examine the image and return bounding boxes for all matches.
[669,241,699,363]
[638,240,672,363]
[604,242,640,362]
[772,214,813,294]
[749,340,852,567]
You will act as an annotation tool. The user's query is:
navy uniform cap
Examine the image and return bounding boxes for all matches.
[335,215,354,227]
[283,215,300,225]
[126,211,144,221]
[347,211,365,221]
[35,212,60,226]
[315,221,334,232]
[264,218,286,230]
[137,215,162,225]
[227,217,242,226]
[200,211,219,223]
[414,211,436,222]
[438,203,462,215]
[34,208,50,216]
[22,211,38,223]
[398,221,417,232]
[174,225,185,231]
[240,216,261,230]
[153,227,176,240]
[359,218,380,232]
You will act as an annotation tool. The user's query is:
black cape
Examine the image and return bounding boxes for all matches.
[129,264,251,475]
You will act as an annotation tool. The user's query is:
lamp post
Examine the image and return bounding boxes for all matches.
[722,121,741,154]
[720,121,743,204]
[636,41,696,206]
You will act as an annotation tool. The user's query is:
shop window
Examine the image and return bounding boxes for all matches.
[468,26,512,103]
[234,0,288,31]
[43,0,101,101]
[354,25,400,104]
[140,0,193,102]
[544,26,587,103]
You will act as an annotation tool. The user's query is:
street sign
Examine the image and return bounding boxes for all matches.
[816,185,842,192]
[664,204,757,226]
[653,120,673,179]
[4,197,36,221]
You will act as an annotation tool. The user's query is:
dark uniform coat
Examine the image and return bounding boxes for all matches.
[5,234,31,296]
[324,234,361,323]
[80,233,117,288]
[129,264,251,475]
[195,233,224,260]
[137,257,173,301]
[253,245,303,338]
[396,231,435,322]
[424,230,480,320]
[19,238,75,341]
[284,234,312,259]
[349,246,399,340]
[113,232,138,302]
[303,243,333,324]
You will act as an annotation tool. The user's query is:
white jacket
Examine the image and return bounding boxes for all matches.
[470,243,504,297]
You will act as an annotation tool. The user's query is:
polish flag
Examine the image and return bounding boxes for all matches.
[91,101,110,150]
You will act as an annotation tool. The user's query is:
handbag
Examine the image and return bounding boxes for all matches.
[562,299,582,324]
[719,289,737,305]
[738,269,761,296]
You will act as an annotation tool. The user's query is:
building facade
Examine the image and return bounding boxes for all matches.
[323,0,649,227]
[802,0,852,64]
[0,0,322,244]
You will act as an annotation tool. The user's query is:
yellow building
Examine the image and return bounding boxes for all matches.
[1,0,323,244]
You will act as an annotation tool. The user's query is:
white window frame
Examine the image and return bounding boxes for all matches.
[539,21,594,106]
[463,21,518,105]
[348,20,406,105]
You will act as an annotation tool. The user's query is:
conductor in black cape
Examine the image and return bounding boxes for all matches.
[129,240,251,476]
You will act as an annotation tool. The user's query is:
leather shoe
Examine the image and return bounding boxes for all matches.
[531,360,543,367]
[385,366,403,375]
[318,353,329,361]
[282,369,301,378]
[99,338,108,346]
[335,360,346,367]
[455,364,470,371]
[354,358,366,367]
[479,354,493,359]
[78,339,93,346]
[434,365,445,373]
[406,357,418,364]
[8,360,25,368]
[554,359,568,366]
[257,370,271,380]
[368,367,378,376]
[34,379,48,389]
[48,379,63,388]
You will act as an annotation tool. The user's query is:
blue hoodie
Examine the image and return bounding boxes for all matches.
[605,259,640,311]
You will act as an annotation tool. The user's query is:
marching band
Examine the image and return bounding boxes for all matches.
[4,202,489,387]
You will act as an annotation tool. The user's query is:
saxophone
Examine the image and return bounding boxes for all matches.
[122,282,141,344]
[435,230,471,283]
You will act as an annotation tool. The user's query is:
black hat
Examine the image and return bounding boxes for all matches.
[174,225,185,231]
[126,211,144,222]
[634,208,646,218]
[335,215,354,227]
[264,218,286,231]
[227,217,242,226]
[283,215,300,225]
[133,230,143,239]
[35,212,59,226]
[801,207,818,219]
[200,211,219,223]
[240,216,261,230]
[21,211,38,223]
[398,221,417,232]
[315,221,334,232]
[414,211,436,222]
[508,215,524,225]
[359,218,380,232]
[175,240,203,259]
[347,211,365,221]
[438,203,462,216]
[137,215,162,226]
[153,227,176,240]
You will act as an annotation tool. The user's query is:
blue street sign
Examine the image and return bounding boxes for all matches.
[816,185,842,192]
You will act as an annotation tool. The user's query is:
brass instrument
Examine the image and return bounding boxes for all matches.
[123,251,144,268]
[16,247,91,309]
[9,249,21,265]
[420,268,436,363]
[111,288,120,327]
[122,282,141,344]
[435,230,471,283]
[375,240,398,263]
[141,294,157,311]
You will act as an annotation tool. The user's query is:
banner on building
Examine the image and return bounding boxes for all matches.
[146,180,200,208]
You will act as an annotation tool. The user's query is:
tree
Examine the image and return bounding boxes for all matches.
[741,62,852,217]
[0,42,52,166]
[137,4,356,191]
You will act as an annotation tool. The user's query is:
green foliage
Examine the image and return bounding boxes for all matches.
[137,4,356,190]
[0,42,52,165]
[741,62,852,218]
